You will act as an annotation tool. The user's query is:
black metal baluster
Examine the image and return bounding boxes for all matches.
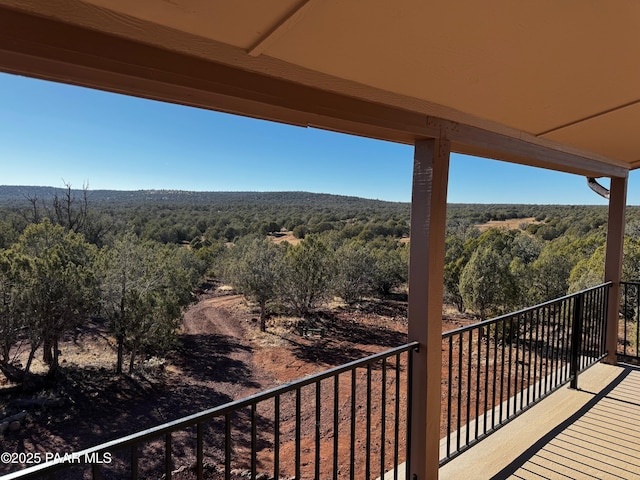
[457,332,463,451]
[603,285,609,355]
[570,294,584,389]
[539,305,547,396]
[599,286,606,354]
[591,288,598,356]
[165,433,172,480]
[586,289,595,363]
[333,375,339,480]
[131,445,139,480]
[296,388,301,480]
[366,365,371,480]
[593,288,599,359]
[596,288,601,355]
[544,304,551,394]
[92,463,101,480]
[196,423,203,480]
[602,285,609,356]
[350,369,356,480]
[251,404,257,479]
[394,354,400,480]
[518,313,526,410]
[483,325,489,435]
[561,297,571,383]
[526,310,534,406]
[506,319,513,419]
[584,290,591,362]
[551,302,560,389]
[586,290,594,368]
[380,358,387,480]
[475,327,481,440]
[406,348,415,480]
[513,315,520,413]
[225,414,231,480]
[533,308,541,400]
[624,283,629,356]
[636,284,640,358]
[466,330,472,446]
[597,286,604,355]
[491,324,498,429]
[316,380,321,480]
[499,321,506,423]
[275,395,280,480]
[447,336,453,457]
[593,287,600,355]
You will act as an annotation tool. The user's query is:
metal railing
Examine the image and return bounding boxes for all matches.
[440,282,610,465]
[4,342,419,480]
[620,281,640,360]
[5,283,617,478]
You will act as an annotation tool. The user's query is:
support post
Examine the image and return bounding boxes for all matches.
[604,175,628,364]
[408,138,450,480]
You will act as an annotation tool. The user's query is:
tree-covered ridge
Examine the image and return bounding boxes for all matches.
[2,185,637,248]
[0,186,407,209]
[0,186,411,247]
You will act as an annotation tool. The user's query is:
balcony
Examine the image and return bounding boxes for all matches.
[440,361,640,480]
[6,281,636,480]
[0,4,637,479]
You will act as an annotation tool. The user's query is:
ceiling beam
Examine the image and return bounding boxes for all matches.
[0,5,628,179]
[536,98,640,137]
[247,0,319,57]
[423,117,629,179]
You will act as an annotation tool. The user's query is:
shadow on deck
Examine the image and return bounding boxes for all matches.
[440,362,640,480]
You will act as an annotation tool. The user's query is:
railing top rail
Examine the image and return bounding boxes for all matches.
[3,341,419,480]
[621,280,640,286]
[442,282,612,339]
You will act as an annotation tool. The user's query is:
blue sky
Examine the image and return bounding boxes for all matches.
[0,72,633,205]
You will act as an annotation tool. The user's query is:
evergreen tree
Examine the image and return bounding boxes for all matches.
[280,235,333,316]
[333,241,375,304]
[226,237,284,331]
[99,233,195,373]
[14,220,98,376]
[459,245,517,320]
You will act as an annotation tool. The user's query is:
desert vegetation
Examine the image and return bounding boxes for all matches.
[2,185,640,387]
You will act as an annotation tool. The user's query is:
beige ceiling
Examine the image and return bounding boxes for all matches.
[0,0,637,176]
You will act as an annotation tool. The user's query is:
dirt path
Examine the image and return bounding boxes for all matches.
[172,294,275,404]
[0,293,279,477]
[182,295,247,336]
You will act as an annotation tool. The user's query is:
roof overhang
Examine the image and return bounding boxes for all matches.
[0,0,635,179]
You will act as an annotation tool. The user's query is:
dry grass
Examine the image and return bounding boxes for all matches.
[476,216,540,232]
[269,231,301,245]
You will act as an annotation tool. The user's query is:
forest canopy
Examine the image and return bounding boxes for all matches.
[1,184,639,384]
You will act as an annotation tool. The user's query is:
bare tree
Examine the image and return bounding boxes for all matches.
[52,181,89,233]
[23,194,41,225]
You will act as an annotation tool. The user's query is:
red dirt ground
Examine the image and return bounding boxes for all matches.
[0,291,469,479]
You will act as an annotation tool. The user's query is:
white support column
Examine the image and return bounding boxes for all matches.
[604,175,628,364]
[408,137,450,480]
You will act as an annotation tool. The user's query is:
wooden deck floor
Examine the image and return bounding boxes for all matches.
[440,362,640,480]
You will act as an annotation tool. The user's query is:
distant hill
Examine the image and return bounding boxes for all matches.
[0,186,408,210]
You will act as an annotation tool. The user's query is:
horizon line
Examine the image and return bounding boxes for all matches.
[0,184,635,207]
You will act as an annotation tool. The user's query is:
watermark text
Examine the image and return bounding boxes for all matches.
[1,451,112,465]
